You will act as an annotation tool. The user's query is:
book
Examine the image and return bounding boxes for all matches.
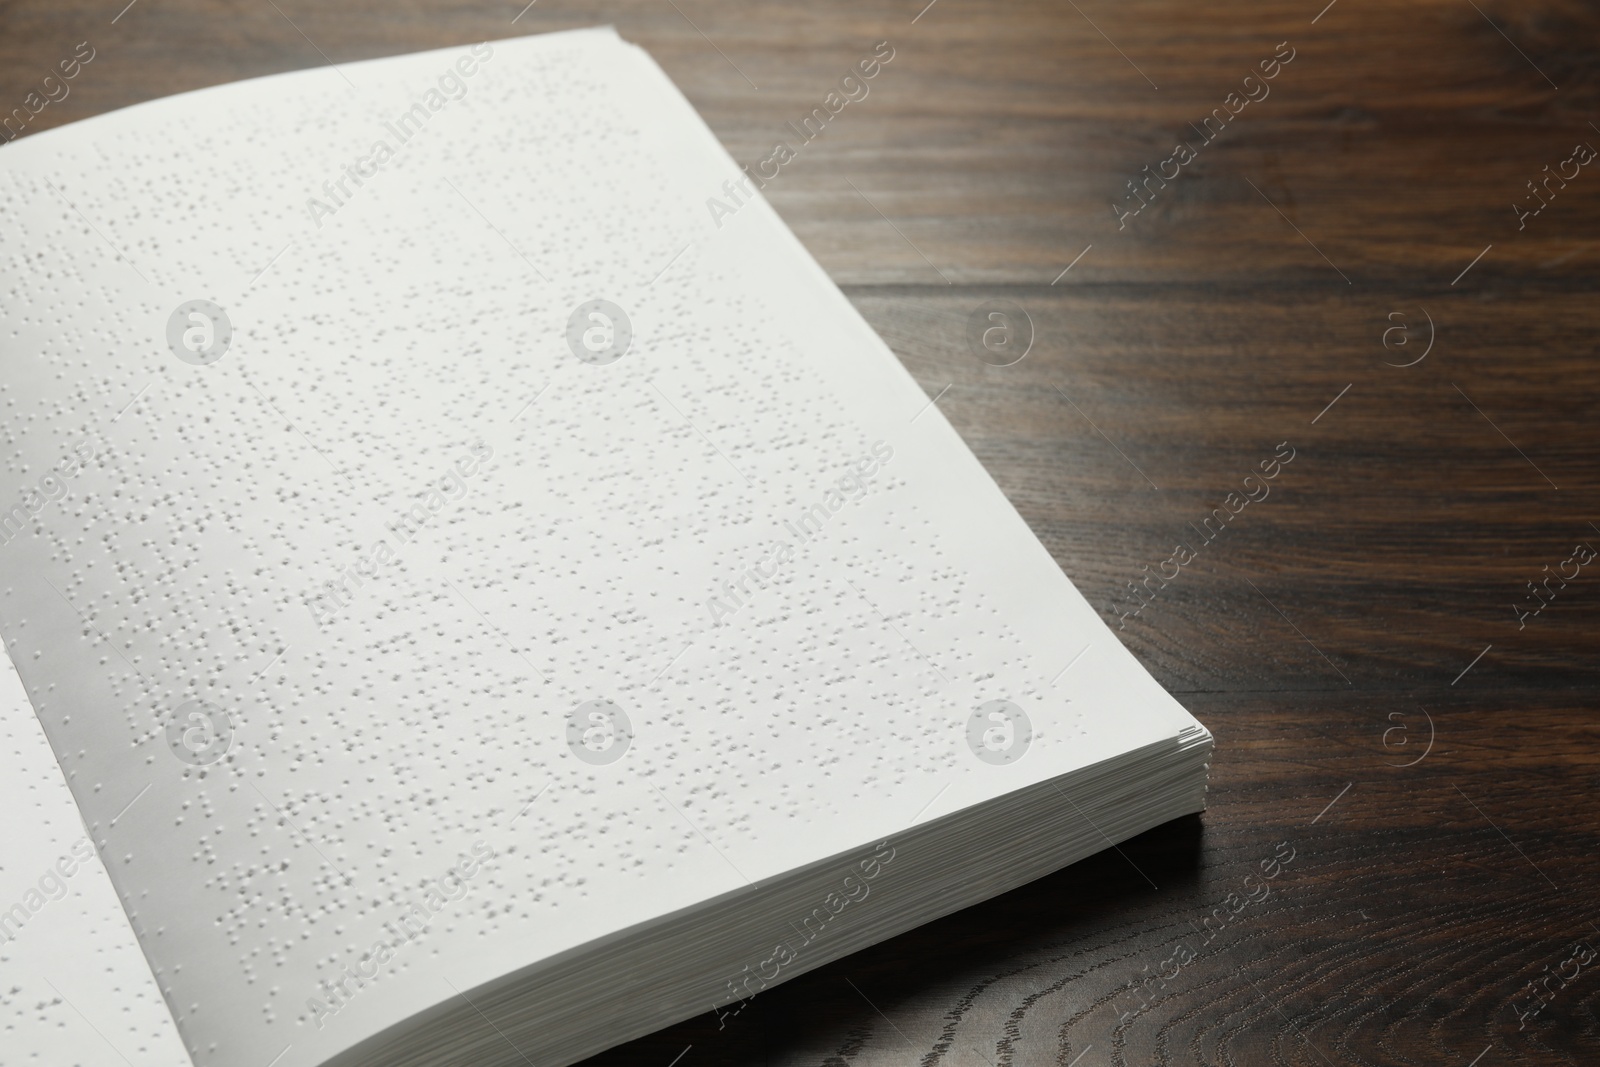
[0,26,1210,1067]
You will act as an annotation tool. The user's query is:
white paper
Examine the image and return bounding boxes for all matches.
[0,647,190,1066]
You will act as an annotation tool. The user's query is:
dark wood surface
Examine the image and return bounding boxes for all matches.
[5,1,1598,1064]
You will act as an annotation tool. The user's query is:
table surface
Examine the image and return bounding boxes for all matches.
[4,1,1598,1065]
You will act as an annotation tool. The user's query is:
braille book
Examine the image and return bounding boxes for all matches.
[0,26,1210,1067]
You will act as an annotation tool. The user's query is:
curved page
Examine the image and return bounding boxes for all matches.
[0,647,190,1066]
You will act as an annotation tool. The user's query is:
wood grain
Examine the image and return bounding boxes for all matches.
[4,0,1597,1064]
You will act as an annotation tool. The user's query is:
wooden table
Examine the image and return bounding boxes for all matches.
[5,1,1597,1064]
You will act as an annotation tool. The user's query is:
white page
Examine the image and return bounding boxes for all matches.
[0,27,1202,1067]
[0,647,190,1067]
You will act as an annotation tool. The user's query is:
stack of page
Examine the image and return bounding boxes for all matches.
[0,27,1210,1067]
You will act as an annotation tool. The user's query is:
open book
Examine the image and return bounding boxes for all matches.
[0,27,1210,1067]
